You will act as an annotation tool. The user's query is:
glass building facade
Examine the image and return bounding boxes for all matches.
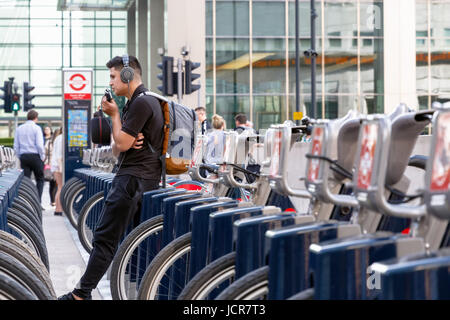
[0,0,126,135]
[205,0,385,129]
[416,0,450,110]
[1,0,450,136]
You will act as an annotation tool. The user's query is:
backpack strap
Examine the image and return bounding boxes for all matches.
[137,91,168,188]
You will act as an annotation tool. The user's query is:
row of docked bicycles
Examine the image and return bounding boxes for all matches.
[61,103,449,300]
[0,147,56,300]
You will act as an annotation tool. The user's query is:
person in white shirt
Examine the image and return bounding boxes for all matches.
[14,110,45,201]
[50,128,63,216]
[204,114,226,165]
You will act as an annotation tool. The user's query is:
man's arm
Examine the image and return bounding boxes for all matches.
[101,98,136,153]
[13,128,20,155]
[111,132,144,158]
[36,126,45,161]
[111,135,120,158]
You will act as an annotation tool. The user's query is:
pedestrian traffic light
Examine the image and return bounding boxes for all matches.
[184,60,201,94]
[157,56,174,96]
[0,80,13,113]
[23,82,35,111]
[12,93,20,112]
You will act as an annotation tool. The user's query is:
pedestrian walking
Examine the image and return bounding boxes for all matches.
[195,106,211,134]
[13,110,45,202]
[44,126,57,206]
[51,128,63,216]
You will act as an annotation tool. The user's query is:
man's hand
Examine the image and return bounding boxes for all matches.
[101,95,119,118]
[132,133,144,150]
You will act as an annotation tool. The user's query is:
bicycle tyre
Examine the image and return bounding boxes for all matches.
[77,191,104,254]
[6,210,49,270]
[110,215,164,300]
[178,252,236,300]
[287,288,315,300]
[10,204,42,233]
[215,266,269,300]
[0,252,54,300]
[0,233,55,297]
[0,272,37,300]
[137,232,192,300]
[60,178,82,215]
[65,182,86,229]
[18,189,42,220]
[20,176,40,199]
[61,179,83,216]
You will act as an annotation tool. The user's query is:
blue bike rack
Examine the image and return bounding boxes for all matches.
[189,201,239,280]
[130,188,189,284]
[167,200,238,299]
[161,193,203,247]
[309,232,422,300]
[157,196,221,300]
[233,212,297,279]
[139,188,176,223]
[173,197,220,239]
[371,247,450,299]
[209,206,266,263]
[0,169,23,233]
[266,221,360,300]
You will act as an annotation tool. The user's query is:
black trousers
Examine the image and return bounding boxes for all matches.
[49,179,57,203]
[19,153,44,201]
[73,174,159,298]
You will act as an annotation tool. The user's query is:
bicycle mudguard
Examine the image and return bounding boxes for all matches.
[144,189,188,222]
[208,205,269,263]
[233,211,305,279]
[309,232,424,300]
[370,247,450,299]
[0,198,6,232]
[132,191,198,284]
[157,196,222,299]
[162,192,202,246]
[139,188,174,222]
[188,200,240,280]
[266,221,361,300]
[173,197,220,238]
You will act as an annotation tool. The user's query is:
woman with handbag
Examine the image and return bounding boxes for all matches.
[44,126,57,206]
[51,128,63,216]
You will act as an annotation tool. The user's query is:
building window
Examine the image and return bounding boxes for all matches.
[206,0,385,127]
[0,0,126,134]
[416,0,450,110]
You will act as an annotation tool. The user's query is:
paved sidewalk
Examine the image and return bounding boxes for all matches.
[41,182,111,300]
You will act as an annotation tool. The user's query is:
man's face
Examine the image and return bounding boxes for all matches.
[196,110,206,122]
[109,67,127,96]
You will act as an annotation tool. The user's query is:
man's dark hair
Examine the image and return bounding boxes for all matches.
[195,106,206,112]
[106,55,142,76]
[27,110,38,121]
[234,113,247,125]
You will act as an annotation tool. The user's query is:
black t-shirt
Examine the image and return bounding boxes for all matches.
[201,120,211,134]
[117,84,164,180]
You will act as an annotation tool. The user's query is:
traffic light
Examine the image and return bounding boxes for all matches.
[157,56,174,96]
[12,93,20,112]
[184,60,201,94]
[0,80,13,113]
[23,82,35,111]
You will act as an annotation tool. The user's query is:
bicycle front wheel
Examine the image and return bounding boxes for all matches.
[110,215,164,300]
[215,266,269,300]
[137,232,192,300]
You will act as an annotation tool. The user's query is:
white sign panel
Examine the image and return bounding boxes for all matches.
[63,69,92,100]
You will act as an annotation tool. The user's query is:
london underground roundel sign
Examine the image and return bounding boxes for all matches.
[64,70,92,100]
[69,73,87,91]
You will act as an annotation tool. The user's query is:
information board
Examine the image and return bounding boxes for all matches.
[62,68,92,182]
